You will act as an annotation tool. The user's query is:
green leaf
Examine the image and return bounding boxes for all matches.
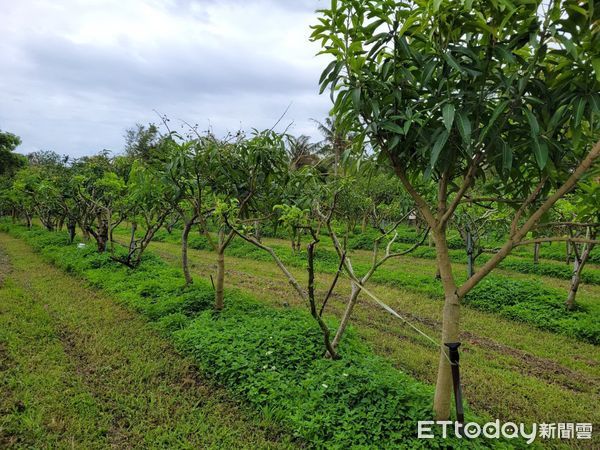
[319,60,337,85]
[370,100,380,119]
[421,60,437,85]
[456,111,472,145]
[589,95,600,114]
[532,138,548,170]
[574,98,586,128]
[502,141,513,171]
[558,36,577,58]
[443,52,464,74]
[430,130,450,168]
[381,122,405,135]
[524,108,539,136]
[352,87,362,109]
[398,12,421,36]
[442,104,455,132]
[495,46,516,64]
[548,104,567,131]
[389,135,401,150]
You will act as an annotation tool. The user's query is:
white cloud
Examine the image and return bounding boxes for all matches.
[0,0,332,156]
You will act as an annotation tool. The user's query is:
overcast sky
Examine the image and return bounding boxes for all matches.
[0,0,331,157]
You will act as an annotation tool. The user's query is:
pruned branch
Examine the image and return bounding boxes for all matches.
[320,251,346,317]
[224,217,308,301]
[374,227,431,271]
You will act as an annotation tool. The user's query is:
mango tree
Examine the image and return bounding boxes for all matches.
[313,0,600,419]
[542,185,600,310]
[164,137,213,285]
[72,153,128,253]
[9,169,37,228]
[111,160,176,268]
[572,187,600,315]
[223,199,341,359]
[204,130,288,311]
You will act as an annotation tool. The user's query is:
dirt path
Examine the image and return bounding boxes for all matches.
[0,234,296,449]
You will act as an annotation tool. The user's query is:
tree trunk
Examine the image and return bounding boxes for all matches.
[566,238,594,311]
[307,239,338,359]
[361,213,368,233]
[67,220,76,244]
[433,228,460,421]
[331,283,360,349]
[291,229,298,253]
[182,220,193,286]
[254,220,261,243]
[566,241,572,265]
[533,242,540,265]
[128,222,137,255]
[466,227,474,278]
[566,258,581,311]
[215,230,226,311]
[334,147,339,177]
[96,216,109,253]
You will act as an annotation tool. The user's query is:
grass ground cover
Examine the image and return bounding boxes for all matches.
[131,232,600,449]
[0,233,294,449]
[137,227,600,344]
[1,224,499,448]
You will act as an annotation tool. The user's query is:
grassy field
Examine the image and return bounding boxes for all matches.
[2,224,599,448]
[134,232,600,436]
[0,234,295,449]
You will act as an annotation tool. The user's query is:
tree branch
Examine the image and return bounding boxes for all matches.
[441,152,484,225]
[510,176,548,237]
[458,139,600,298]
[393,165,437,228]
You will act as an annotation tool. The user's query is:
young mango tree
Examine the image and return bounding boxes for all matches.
[56,166,83,244]
[204,130,288,311]
[313,0,600,419]
[111,160,176,268]
[322,176,430,351]
[9,168,37,228]
[223,198,342,359]
[541,184,600,310]
[163,136,214,285]
[568,185,600,311]
[72,153,128,253]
